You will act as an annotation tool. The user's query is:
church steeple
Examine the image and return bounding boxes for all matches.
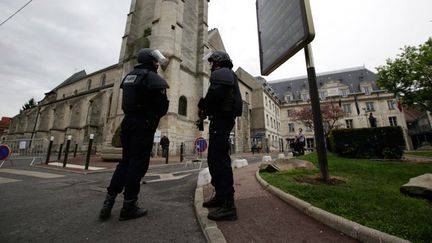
[107,0,211,152]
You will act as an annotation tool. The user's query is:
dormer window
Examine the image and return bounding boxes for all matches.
[284,95,291,103]
[363,86,371,95]
[341,89,349,97]
[319,91,326,100]
[360,83,372,96]
[302,93,309,101]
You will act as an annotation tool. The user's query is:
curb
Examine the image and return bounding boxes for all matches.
[194,186,227,243]
[255,171,411,243]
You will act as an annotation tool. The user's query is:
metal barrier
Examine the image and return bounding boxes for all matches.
[181,140,207,168]
[0,138,49,167]
[180,136,252,168]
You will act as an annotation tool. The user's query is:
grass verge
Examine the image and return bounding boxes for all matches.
[260,152,432,242]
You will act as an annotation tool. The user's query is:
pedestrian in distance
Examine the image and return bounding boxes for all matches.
[369,112,377,127]
[291,128,305,156]
[99,48,170,221]
[160,135,170,158]
[198,50,242,221]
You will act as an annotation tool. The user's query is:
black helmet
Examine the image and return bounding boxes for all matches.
[206,50,233,68]
[137,48,167,66]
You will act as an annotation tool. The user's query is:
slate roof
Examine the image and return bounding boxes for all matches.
[267,67,380,101]
[45,70,87,95]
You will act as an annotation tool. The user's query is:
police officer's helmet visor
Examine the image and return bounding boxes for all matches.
[202,51,214,62]
[150,49,168,65]
[202,51,232,66]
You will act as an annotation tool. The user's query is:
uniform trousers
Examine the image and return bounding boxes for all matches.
[207,116,235,201]
[107,114,157,200]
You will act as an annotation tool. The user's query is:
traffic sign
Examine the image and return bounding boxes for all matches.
[0,145,11,160]
[194,137,208,153]
[256,0,315,75]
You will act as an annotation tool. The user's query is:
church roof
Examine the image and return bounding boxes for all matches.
[45,70,87,95]
[267,67,380,101]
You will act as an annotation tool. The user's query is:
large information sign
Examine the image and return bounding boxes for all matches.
[256,0,315,75]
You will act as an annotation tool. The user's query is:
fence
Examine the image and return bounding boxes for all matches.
[181,140,207,161]
[180,136,252,160]
[0,138,49,167]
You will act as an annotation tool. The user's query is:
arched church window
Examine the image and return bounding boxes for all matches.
[178,96,187,116]
[100,74,106,86]
[87,79,92,90]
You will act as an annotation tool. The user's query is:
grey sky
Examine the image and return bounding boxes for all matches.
[0,0,431,117]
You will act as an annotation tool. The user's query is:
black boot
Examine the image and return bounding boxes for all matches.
[119,199,148,221]
[202,196,223,208]
[99,193,116,220]
[207,200,237,221]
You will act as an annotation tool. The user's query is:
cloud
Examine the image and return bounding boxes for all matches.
[0,0,130,117]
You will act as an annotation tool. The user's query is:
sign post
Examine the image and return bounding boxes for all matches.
[304,45,329,180]
[256,0,329,180]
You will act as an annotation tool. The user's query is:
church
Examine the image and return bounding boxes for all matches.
[5,0,412,156]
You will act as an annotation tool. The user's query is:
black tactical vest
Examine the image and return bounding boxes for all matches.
[209,68,243,117]
[120,67,169,117]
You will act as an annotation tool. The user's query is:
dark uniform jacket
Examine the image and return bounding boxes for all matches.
[198,67,242,118]
[120,66,169,119]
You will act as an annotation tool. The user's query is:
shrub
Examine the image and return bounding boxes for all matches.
[329,126,405,159]
[111,126,122,148]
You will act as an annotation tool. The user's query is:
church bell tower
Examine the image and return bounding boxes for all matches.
[105,0,211,155]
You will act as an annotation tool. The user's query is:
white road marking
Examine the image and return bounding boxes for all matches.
[0,177,20,184]
[145,173,191,183]
[48,162,105,170]
[0,169,65,179]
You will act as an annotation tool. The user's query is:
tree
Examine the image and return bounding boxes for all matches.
[292,104,345,138]
[376,38,432,111]
[21,98,37,111]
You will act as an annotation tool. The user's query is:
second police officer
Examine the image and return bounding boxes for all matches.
[99,48,169,221]
[198,50,242,221]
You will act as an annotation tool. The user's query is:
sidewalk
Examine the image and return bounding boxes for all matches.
[196,163,357,243]
[196,160,411,243]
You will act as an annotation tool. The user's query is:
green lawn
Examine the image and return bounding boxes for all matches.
[260,153,432,243]
[405,150,432,158]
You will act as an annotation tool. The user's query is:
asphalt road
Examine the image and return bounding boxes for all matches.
[0,160,206,243]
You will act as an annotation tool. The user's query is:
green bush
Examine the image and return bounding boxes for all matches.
[111,125,122,148]
[329,126,405,159]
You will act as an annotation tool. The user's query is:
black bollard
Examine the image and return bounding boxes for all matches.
[165,145,169,164]
[73,143,78,158]
[84,134,94,170]
[45,136,54,164]
[180,142,184,162]
[57,143,63,161]
[62,136,72,167]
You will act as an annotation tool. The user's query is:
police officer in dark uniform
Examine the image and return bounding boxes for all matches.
[99,48,169,221]
[198,50,242,221]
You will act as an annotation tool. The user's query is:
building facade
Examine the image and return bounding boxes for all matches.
[270,67,412,150]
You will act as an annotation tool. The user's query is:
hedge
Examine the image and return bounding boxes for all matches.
[329,126,405,159]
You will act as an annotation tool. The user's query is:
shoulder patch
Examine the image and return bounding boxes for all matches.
[123,75,138,84]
